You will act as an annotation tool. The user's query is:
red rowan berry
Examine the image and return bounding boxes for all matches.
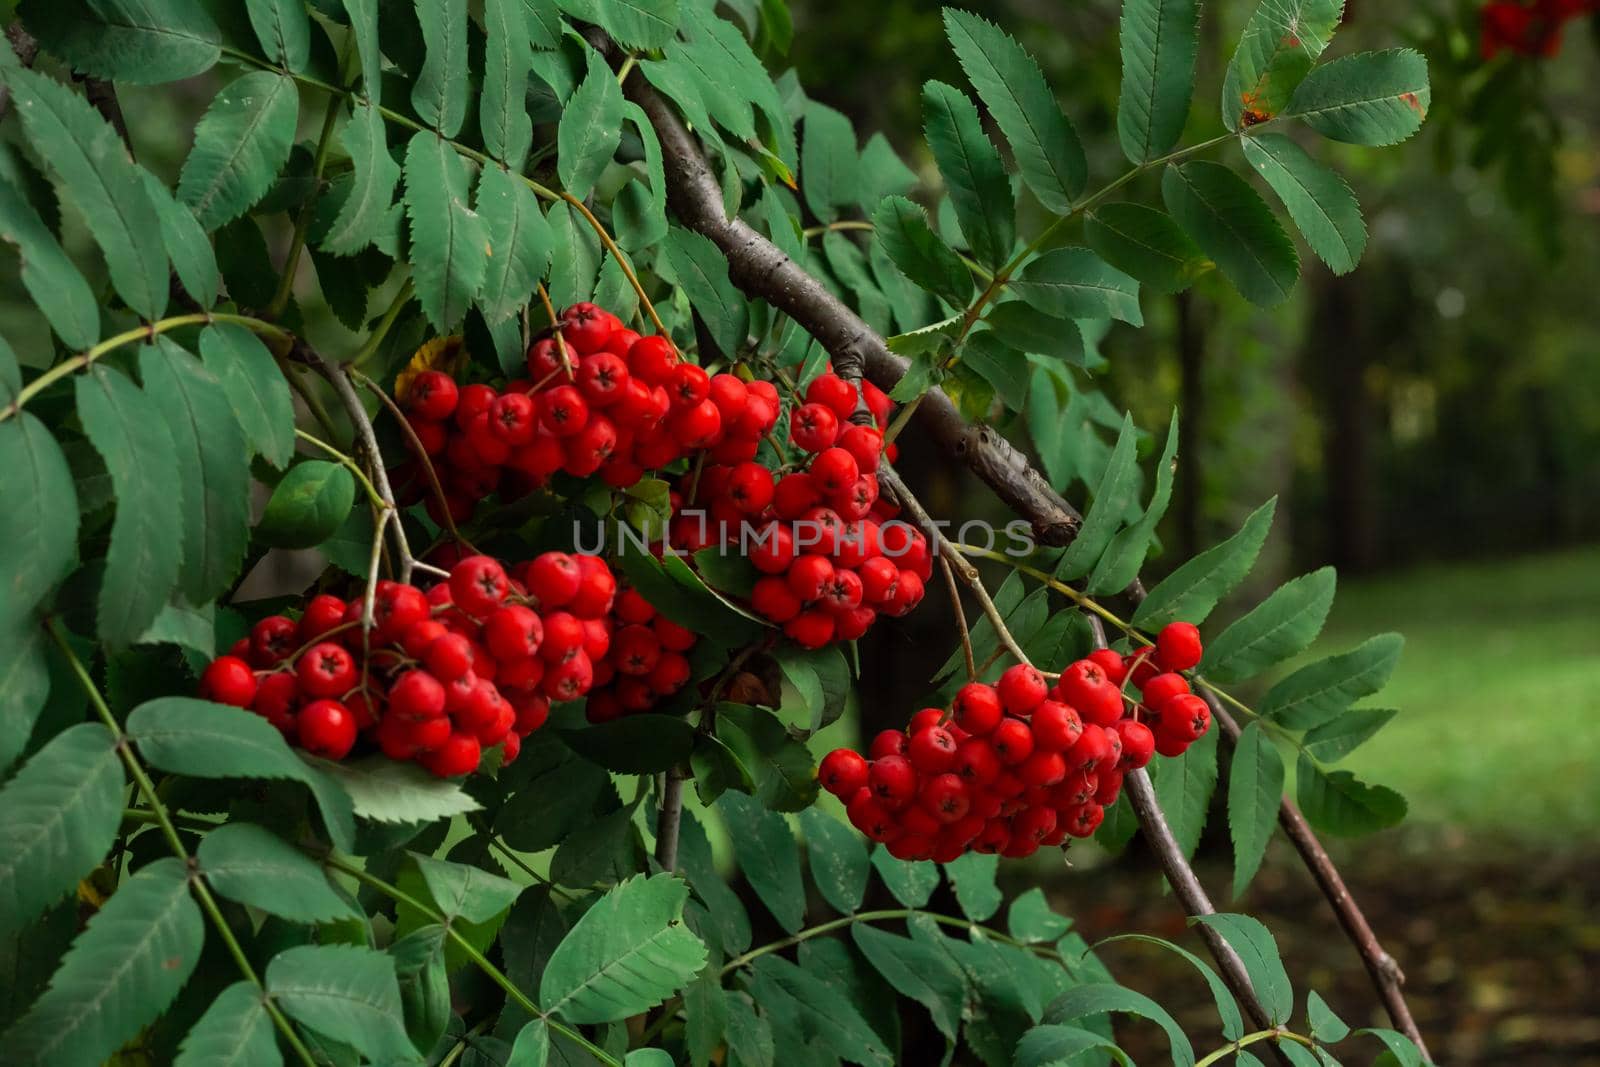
[1156,622,1203,671]
[908,726,959,774]
[422,732,482,777]
[921,773,971,823]
[297,699,357,759]
[201,656,257,707]
[997,664,1048,715]
[784,609,836,649]
[450,556,509,616]
[953,683,1004,735]
[405,370,459,421]
[789,403,839,452]
[820,748,869,797]
[297,642,356,699]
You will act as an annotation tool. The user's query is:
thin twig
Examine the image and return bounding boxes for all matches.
[654,769,687,871]
[940,557,977,681]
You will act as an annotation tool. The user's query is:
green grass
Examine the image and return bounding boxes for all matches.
[1297,546,1600,839]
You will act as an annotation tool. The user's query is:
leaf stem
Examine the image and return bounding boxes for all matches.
[1,313,291,423]
[349,272,415,369]
[322,854,620,1066]
[1195,1028,1317,1067]
[44,616,320,1067]
[293,428,385,508]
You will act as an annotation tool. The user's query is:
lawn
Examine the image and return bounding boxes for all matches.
[1307,545,1600,840]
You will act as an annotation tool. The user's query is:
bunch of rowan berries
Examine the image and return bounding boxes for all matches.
[667,371,929,649]
[818,621,1208,860]
[583,582,700,722]
[197,552,617,777]
[397,302,780,525]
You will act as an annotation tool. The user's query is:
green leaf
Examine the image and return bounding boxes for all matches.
[870,846,938,908]
[266,944,418,1063]
[1307,990,1350,1043]
[1150,725,1218,859]
[850,924,965,1040]
[985,301,1086,365]
[678,808,751,955]
[405,131,490,331]
[1296,754,1406,835]
[620,102,668,248]
[21,0,220,85]
[2,858,203,1067]
[540,873,708,1024]
[310,755,482,823]
[138,339,251,604]
[1133,497,1276,628]
[1085,202,1206,294]
[507,1018,549,1067]
[722,992,773,1067]
[126,698,357,851]
[559,714,695,774]
[797,809,867,915]
[476,165,553,324]
[199,822,354,923]
[0,406,78,625]
[714,703,817,811]
[135,597,214,659]
[173,980,280,1067]
[1011,246,1143,326]
[872,195,972,307]
[776,645,851,735]
[256,460,355,549]
[588,0,678,49]
[1090,409,1179,594]
[1015,1023,1130,1066]
[856,132,918,213]
[7,67,168,318]
[342,0,382,101]
[1162,160,1298,307]
[413,852,523,924]
[413,0,469,136]
[0,178,98,348]
[388,924,448,1050]
[1227,723,1284,897]
[140,171,220,308]
[1356,1027,1422,1067]
[483,0,535,167]
[1302,707,1397,763]
[683,971,727,1067]
[1096,932,1243,1039]
[179,72,299,231]
[922,79,1014,269]
[199,323,295,469]
[0,620,51,774]
[1056,414,1139,580]
[1117,0,1201,162]
[1261,633,1403,730]
[657,226,748,359]
[1007,887,1070,944]
[961,331,1030,412]
[1221,0,1343,128]
[748,955,893,1067]
[1045,983,1193,1066]
[76,366,183,647]
[0,723,123,942]
[718,791,804,932]
[1242,133,1365,274]
[495,738,612,852]
[319,102,402,257]
[559,48,625,200]
[546,198,601,309]
[246,0,310,72]
[944,9,1084,212]
[1285,48,1430,145]
[943,851,1002,922]
[1204,567,1335,682]
[801,101,858,222]
[1190,914,1292,1024]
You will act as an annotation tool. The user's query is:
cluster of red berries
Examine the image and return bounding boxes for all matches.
[1481,0,1595,59]
[583,582,700,722]
[197,552,617,777]
[398,302,781,525]
[818,622,1209,861]
[667,371,930,648]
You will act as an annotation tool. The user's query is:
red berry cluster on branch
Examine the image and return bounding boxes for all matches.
[818,622,1210,861]
[583,582,699,723]
[667,372,927,649]
[398,302,780,525]
[197,552,617,776]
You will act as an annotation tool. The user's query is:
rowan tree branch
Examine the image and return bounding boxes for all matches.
[1195,687,1431,1062]
[622,59,1427,1056]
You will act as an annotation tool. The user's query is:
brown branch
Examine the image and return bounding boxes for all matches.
[1196,688,1431,1061]
[621,73,1081,549]
[654,768,686,871]
[619,44,1425,1056]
